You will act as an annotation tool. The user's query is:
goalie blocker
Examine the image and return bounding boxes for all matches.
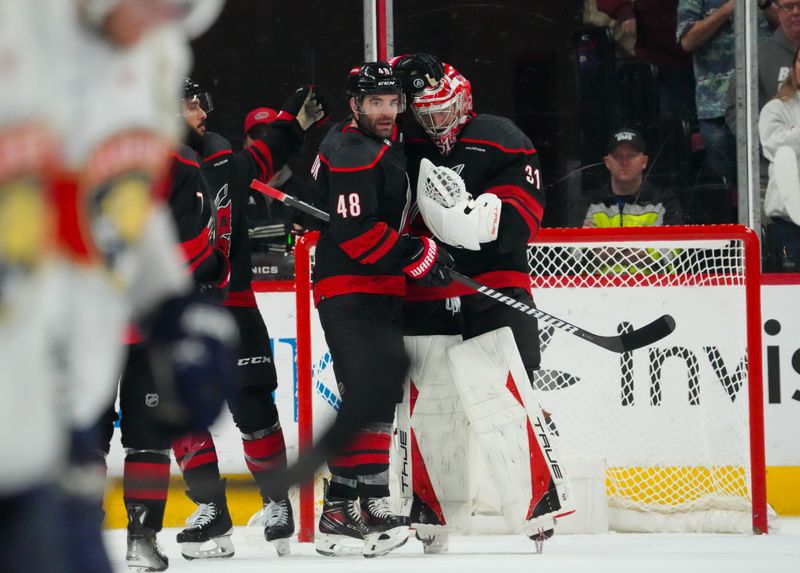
[398,327,574,552]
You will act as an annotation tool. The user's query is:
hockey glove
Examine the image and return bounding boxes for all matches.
[390,53,445,95]
[146,293,238,434]
[401,236,455,287]
[276,85,330,131]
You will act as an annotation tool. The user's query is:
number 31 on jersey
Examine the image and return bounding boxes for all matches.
[525,164,540,189]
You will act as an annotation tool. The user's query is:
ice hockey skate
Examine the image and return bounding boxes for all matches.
[522,487,562,554]
[126,504,168,572]
[410,495,448,554]
[176,500,234,560]
[247,496,295,556]
[361,496,410,558]
[315,490,367,557]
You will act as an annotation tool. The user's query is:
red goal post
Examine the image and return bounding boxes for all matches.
[292,225,768,541]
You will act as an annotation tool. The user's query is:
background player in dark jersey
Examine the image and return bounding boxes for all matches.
[96,81,238,573]
[309,62,454,558]
[390,54,569,554]
[168,78,328,559]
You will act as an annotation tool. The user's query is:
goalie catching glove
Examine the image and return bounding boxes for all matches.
[417,158,501,250]
[401,236,455,287]
[276,85,330,131]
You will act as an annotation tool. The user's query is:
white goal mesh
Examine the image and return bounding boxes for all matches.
[526,225,766,533]
[292,225,768,539]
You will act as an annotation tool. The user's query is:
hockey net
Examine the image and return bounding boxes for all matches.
[291,225,768,541]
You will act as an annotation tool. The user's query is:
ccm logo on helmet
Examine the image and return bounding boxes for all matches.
[238,356,272,366]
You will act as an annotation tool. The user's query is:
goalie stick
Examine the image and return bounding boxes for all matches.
[250,179,676,352]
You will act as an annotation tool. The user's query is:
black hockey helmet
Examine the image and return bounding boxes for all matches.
[182,77,214,113]
[346,62,403,96]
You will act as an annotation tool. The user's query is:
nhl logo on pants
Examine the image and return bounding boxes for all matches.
[145,393,160,408]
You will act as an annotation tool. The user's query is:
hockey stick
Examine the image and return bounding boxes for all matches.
[250,179,676,352]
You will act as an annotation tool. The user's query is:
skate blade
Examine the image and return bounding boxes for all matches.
[314,532,365,557]
[180,533,235,560]
[526,526,554,555]
[363,526,410,558]
[125,556,168,572]
[414,523,449,554]
[270,537,291,557]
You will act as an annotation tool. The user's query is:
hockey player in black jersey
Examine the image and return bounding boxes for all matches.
[310,62,455,558]
[168,77,328,560]
[98,112,236,573]
[389,55,571,554]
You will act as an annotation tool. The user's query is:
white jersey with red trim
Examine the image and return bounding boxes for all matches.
[404,113,545,300]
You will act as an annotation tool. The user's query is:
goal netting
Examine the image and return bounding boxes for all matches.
[291,225,768,540]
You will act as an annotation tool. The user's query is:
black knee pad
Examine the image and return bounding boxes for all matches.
[230,306,278,392]
[230,385,279,435]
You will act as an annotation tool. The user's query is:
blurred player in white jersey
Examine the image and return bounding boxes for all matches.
[1,2,235,572]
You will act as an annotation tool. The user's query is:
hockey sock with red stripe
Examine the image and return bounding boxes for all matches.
[241,423,289,500]
[123,450,170,532]
[172,431,224,502]
[329,425,392,499]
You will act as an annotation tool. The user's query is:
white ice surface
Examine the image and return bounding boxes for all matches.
[105,518,800,573]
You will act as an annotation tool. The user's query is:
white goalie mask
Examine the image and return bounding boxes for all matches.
[416,158,501,250]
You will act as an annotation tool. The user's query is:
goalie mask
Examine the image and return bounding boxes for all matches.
[412,63,473,156]
[417,158,500,250]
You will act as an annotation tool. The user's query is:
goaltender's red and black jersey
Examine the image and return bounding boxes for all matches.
[404,113,545,300]
[168,144,228,289]
[310,120,417,304]
[191,124,302,307]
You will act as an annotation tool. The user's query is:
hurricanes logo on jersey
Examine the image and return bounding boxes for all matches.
[214,184,232,256]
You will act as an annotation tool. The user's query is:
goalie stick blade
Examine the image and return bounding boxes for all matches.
[613,314,676,352]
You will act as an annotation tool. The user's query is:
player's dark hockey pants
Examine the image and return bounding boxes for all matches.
[318,293,409,499]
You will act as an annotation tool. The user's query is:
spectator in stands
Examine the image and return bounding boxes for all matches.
[759,46,800,271]
[677,0,739,186]
[583,0,636,57]
[726,0,800,133]
[596,0,697,122]
[583,127,684,228]
[582,128,683,274]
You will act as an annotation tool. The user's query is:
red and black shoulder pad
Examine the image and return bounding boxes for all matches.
[173,143,201,168]
[318,127,389,173]
[460,114,536,156]
[201,131,233,163]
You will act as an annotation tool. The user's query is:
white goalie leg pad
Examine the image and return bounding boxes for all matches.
[446,327,573,532]
[397,334,471,529]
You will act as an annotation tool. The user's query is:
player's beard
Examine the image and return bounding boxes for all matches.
[357,112,394,140]
[186,122,207,152]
